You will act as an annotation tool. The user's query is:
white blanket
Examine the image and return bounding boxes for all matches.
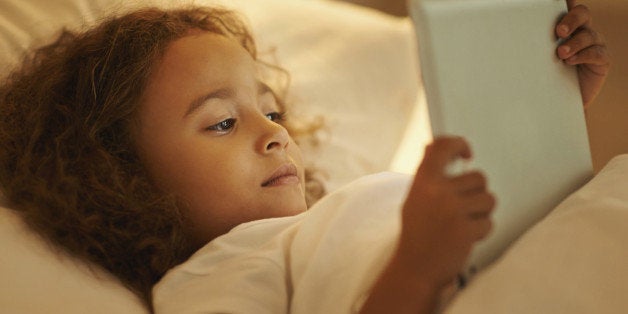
[446,154,628,313]
[154,155,628,313]
[153,172,411,313]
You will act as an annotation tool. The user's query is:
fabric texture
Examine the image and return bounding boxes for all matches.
[445,154,628,314]
[0,0,422,192]
[153,172,412,314]
[0,205,149,313]
[0,1,420,312]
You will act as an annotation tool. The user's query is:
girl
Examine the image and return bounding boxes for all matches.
[0,1,610,313]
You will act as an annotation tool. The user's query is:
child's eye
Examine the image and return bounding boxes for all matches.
[206,118,236,132]
[266,111,286,122]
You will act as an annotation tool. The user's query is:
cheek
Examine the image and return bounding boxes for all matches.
[137,131,221,200]
[171,144,255,203]
[289,141,306,183]
[179,153,262,242]
[159,145,227,195]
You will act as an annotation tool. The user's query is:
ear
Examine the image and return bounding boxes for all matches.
[566,0,576,10]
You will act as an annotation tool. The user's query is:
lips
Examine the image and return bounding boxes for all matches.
[262,163,299,187]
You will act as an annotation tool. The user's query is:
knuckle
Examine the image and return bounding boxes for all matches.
[468,171,487,188]
[485,219,494,234]
[597,31,607,44]
[427,139,445,155]
[487,193,497,209]
[475,171,487,185]
[423,182,447,199]
[424,143,434,155]
[484,217,493,229]
[582,28,594,43]
[475,219,493,240]
[590,46,604,59]
[435,136,456,149]
[485,189,495,201]
[575,4,591,16]
[588,29,600,43]
[432,138,446,151]
[477,192,496,212]
[568,5,591,26]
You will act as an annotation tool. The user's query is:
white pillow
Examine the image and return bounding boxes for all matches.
[223,0,422,190]
[445,154,628,314]
[0,0,423,312]
[0,0,422,191]
[0,205,149,314]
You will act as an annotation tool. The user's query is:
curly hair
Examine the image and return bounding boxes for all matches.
[0,6,324,308]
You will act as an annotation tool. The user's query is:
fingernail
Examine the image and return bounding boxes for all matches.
[559,24,569,36]
[561,45,571,55]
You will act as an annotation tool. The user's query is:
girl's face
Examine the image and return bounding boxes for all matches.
[136,32,307,245]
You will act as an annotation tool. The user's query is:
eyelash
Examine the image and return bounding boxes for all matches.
[266,111,286,122]
[205,111,286,133]
[206,118,236,132]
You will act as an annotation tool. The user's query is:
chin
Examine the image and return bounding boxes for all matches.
[274,197,307,217]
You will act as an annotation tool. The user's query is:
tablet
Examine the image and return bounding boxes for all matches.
[408,0,593,271]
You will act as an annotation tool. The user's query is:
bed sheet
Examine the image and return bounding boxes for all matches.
[0,0,420,312]
[153,172,412,313]
[446,154,628,314]
[156,154,628,314]
[0,0,422,193]
[1,0,627,312]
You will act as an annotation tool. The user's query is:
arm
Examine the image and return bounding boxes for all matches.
[556,0,611,109]
[360,137,496,314]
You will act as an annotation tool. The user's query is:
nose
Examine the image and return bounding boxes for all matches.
[256,115,290,154]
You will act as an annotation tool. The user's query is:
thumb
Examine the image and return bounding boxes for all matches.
[419,137,472,179]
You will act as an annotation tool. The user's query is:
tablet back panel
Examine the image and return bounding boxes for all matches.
[409,0,593,269]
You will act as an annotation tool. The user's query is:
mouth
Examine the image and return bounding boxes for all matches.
[262,163,300,187]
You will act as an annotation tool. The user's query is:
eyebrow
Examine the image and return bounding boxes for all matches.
[184,81,274,118]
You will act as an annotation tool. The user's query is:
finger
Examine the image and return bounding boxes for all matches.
[420,137,472,178]
[463,192,496,218]
[557,27,604,60]
[556,5,592,38]
[565,45,611,67]
[469,217,493,241]
[450,171,487,194]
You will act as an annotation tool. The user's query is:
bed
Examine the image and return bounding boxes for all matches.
[1,0,627,313]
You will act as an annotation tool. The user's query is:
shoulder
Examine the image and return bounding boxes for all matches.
[153,215,302,314]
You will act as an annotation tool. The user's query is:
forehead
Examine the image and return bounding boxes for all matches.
[151,32,258,87]
[138,32,262,124]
